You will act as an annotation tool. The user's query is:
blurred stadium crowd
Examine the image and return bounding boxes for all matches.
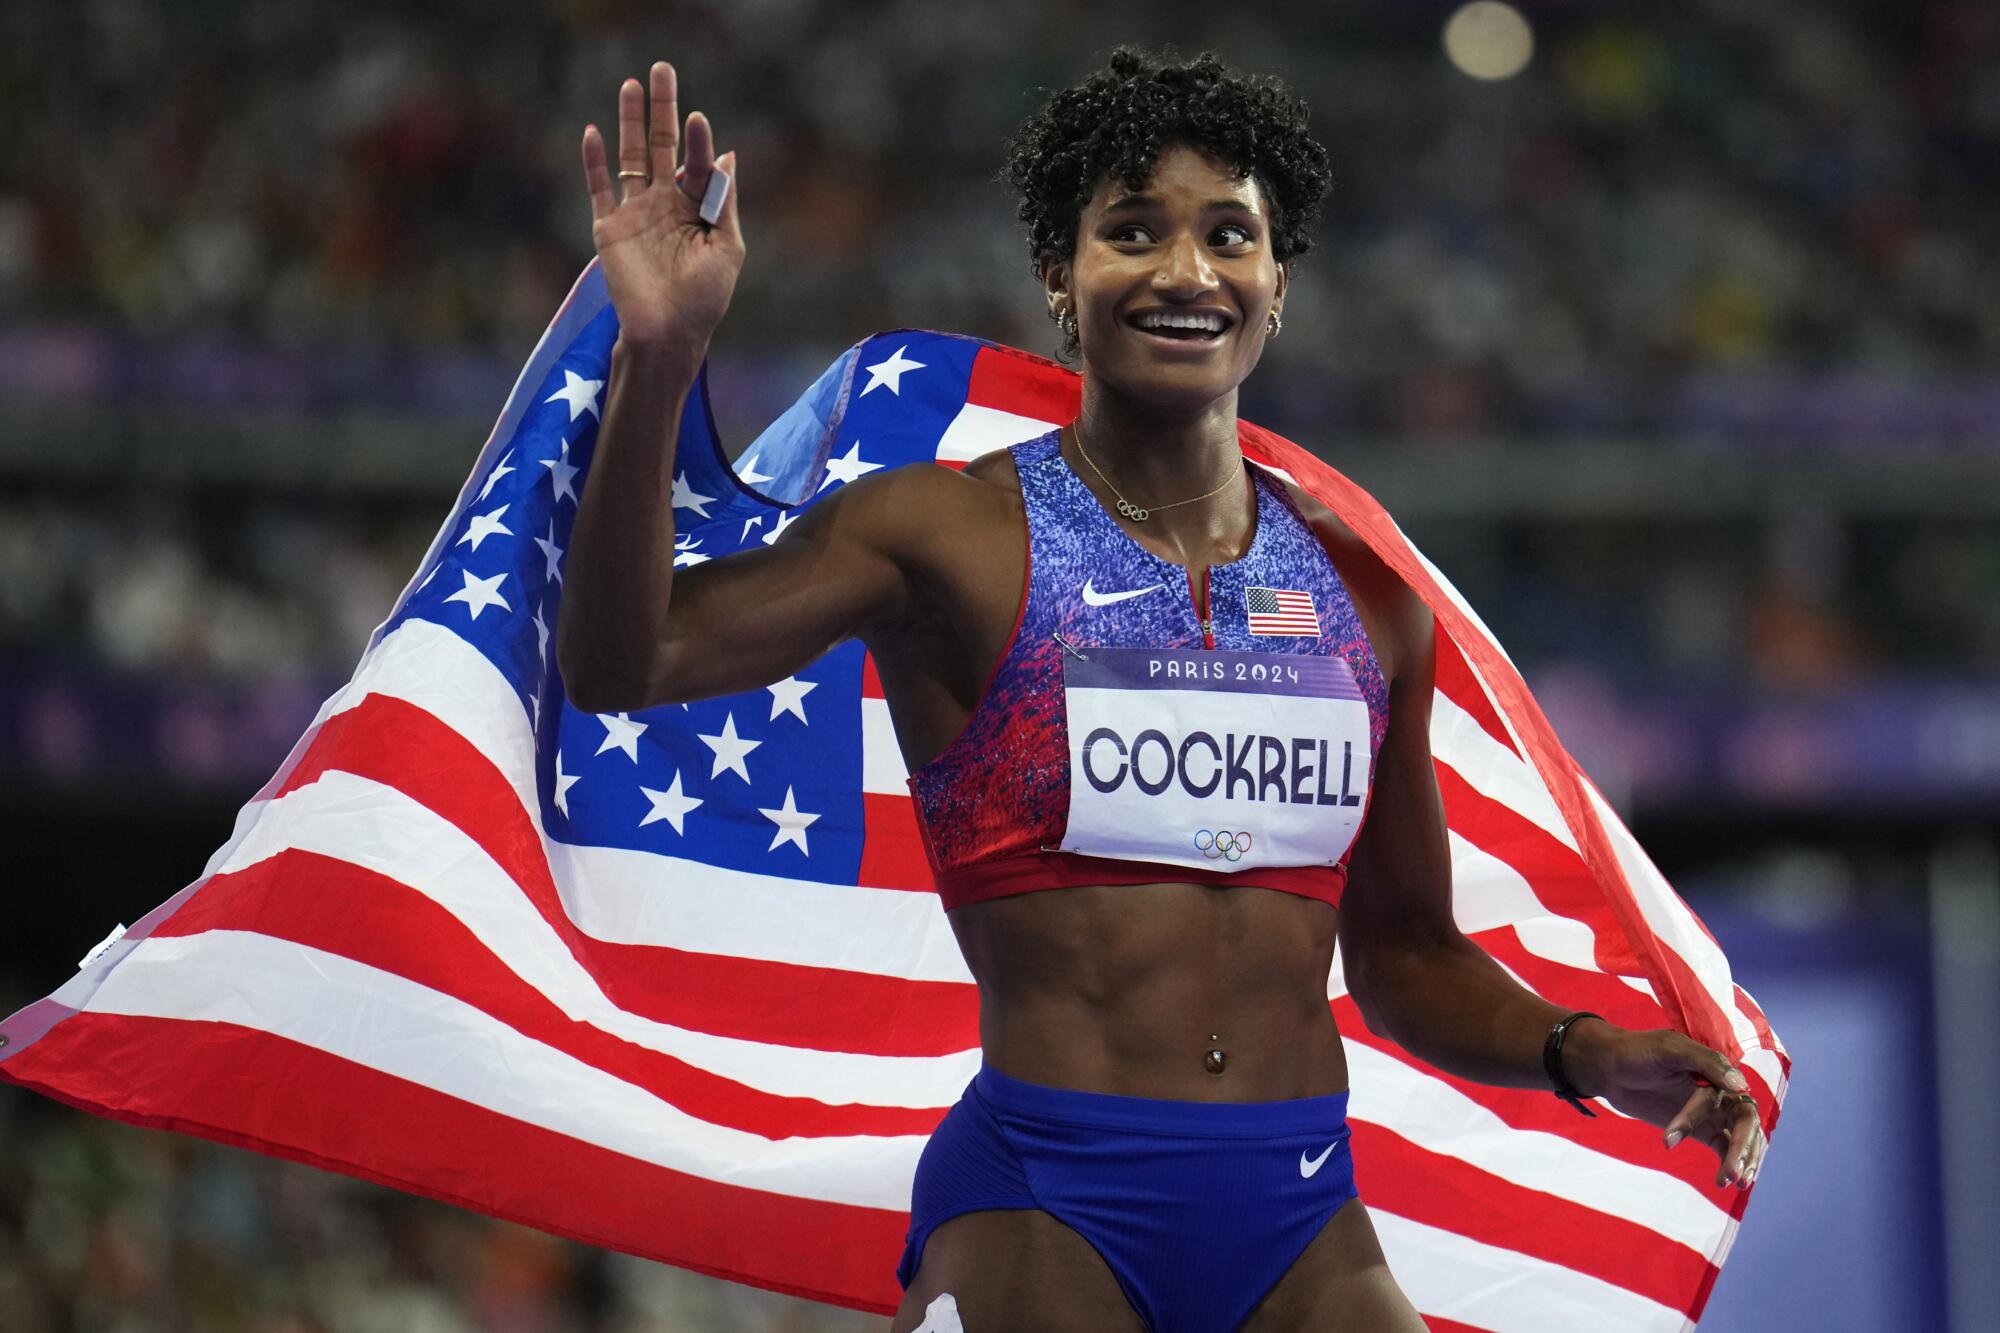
[3,0,1997,698]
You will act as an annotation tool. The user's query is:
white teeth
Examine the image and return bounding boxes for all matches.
[1133,311,1226,333]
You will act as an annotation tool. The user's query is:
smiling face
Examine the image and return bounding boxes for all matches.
[1044,143,1289,413]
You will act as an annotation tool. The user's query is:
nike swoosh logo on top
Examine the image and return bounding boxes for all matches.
[1081,578,1166,607]
[1299,1142,1337,1178]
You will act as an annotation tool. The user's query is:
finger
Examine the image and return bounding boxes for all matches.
[1681,1038,1749,1094]
[1662,1085,1710,1149]
[678,110,717,203]
[1716,1102,1760,1189]
[648,61,679,185]
[617,77,649,202]
[581,125,616,224]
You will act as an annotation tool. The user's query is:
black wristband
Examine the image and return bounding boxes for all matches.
[1543,1011,1603,1117]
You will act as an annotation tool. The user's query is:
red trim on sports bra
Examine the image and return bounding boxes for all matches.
[935,851,1346,912]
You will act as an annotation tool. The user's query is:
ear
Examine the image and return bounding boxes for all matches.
[1042,254,1072,313]
[1272,260,1290,313]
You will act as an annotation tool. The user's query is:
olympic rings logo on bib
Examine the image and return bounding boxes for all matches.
[1195,829,1253,862]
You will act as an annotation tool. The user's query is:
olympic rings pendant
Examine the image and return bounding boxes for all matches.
[1115,499,1150,522]
[1194,829,1253,862]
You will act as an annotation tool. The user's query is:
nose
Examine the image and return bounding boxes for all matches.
[1151,230,1217,297]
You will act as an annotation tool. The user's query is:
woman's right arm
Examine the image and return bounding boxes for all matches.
[556,62,923,715]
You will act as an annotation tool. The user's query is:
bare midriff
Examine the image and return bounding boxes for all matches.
[948,880,1350,1102]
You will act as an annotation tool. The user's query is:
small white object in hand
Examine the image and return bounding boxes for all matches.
[700,168,731,226]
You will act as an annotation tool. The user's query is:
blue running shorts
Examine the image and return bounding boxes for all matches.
[898,1065,1358,1332]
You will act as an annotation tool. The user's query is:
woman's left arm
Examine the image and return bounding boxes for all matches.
[1335,573,1766,1191]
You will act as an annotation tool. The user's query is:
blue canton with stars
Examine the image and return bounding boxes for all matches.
[377,266,981,886]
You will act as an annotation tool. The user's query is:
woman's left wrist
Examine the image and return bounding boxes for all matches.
[1555,1013,1618,1097]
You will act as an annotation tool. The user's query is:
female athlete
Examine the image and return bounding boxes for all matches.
[557,47,1767,1333]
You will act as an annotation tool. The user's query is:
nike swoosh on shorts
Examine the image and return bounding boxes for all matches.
[1299,1142,1337,1178]
[1081,578,1165,607]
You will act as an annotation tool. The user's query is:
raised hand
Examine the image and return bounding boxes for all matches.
[581,61,745,353]
[1568,1021,1768,1190]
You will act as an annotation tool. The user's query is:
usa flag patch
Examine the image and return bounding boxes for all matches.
[1246,586,1321,636]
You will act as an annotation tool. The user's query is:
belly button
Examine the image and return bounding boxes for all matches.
[1204,1033,1226,1075]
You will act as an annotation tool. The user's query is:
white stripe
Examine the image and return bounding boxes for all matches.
[1582,781,1773,1063]
[1447,831,1609,976]
[862,696,909,794]
[203,770,977,1107]
[1344,1043,1729,1252]
[309,618,968,984]
[933,402,1058,465]
[1431,689,1577,851]
[75,931,928,1210]
[1372,1209,1690,1333]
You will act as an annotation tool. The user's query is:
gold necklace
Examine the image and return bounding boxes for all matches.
[1070,423,1243,522]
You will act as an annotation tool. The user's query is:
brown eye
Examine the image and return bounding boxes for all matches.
[1213,223,1253,246]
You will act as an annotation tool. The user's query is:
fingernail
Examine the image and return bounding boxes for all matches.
[1724,1070,1749,1093]
[1665,1130,1684,1149]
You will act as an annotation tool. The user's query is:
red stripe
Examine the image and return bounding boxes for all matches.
[1353,1120,1716,1313]
[0,1013,907,1315]
[861,651,885,700]
[1424,1320,1496,1333]
[966,343,1081,420]
[270,693,977,1055]
[1333,997,1742,1200]
[148,849,954,1139]
[860,791,936,892]
[1436,761,1650,979]
[1433,629,1518,758]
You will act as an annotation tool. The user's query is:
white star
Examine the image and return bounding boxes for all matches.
[767,675,817,724]
[546,368,604,421]
[735,452,775,486]
[672,471,716,519]
[530,691,541,732]
[444,569,511,620]
[533,602,550,661]
[673,535,709,567]
[860,344,926,397]
[476,449,516,502]
[740,516,764,542]
[457,503,512,552]
[673,547,711,568]
[761,510,798,546]
[697,711,762,783]
[758,785,821,855]
[540,442,579,505]
[552,748,580,816]
[535,521,564,584]
[819,440,885,492]
[639,770,703,834]
[595,711,648,762]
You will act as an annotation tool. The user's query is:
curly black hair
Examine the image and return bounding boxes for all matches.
[1000,46,1333,359]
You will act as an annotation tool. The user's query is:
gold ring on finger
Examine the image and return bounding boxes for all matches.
[617,169,648,181]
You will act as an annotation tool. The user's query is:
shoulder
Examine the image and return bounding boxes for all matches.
[802,446,1023,563]
[1273,472,1432,690]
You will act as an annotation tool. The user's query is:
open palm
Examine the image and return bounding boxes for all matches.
[580,61,744,353]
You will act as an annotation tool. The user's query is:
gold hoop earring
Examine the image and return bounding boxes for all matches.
[1266,310,1282,337]
[1061,309,1078,338]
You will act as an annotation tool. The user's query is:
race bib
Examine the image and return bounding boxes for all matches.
[1057,645,1372,873]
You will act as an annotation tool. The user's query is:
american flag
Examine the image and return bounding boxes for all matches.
[0,263,1786,1328]
[1246,585,1322,637]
